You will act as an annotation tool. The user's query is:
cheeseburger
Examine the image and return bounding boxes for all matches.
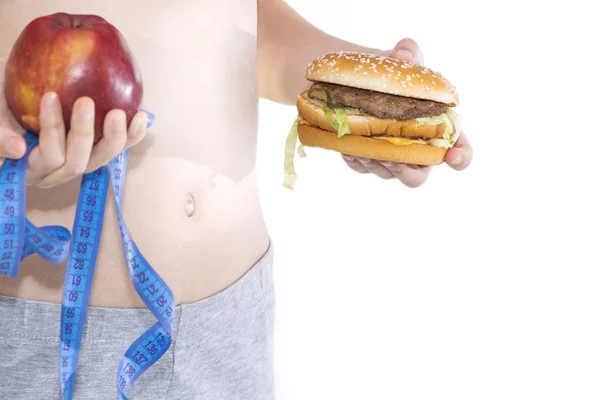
[283,51,461,189]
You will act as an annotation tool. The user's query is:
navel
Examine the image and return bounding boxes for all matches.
[185,193,196,217]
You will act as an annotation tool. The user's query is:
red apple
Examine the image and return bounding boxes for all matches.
[3,13,143,143]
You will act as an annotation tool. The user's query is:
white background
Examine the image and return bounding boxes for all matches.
[256,1,600,399]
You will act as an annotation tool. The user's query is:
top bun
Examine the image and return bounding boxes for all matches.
[305,51,459,106]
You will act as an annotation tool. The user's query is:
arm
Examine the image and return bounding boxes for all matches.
[258,0,387,105]
[257,0,471,186]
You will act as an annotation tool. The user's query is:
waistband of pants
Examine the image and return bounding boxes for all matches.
[0,242,274,344]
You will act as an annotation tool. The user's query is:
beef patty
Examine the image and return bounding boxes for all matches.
[310,82,447,121]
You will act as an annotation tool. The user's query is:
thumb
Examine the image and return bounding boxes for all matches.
[389,38,424,66]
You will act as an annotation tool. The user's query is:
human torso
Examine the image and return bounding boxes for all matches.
[0,0,269,307]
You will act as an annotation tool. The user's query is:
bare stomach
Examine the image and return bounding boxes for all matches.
[0,152,270,307]
[0,0,265,307]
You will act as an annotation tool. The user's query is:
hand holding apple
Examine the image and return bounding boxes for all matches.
[5,12,143,143]
[1,13,149,188]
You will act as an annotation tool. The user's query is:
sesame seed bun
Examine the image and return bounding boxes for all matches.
[297,91,450,138]
[298,124,447,166]
[305,51,459,106]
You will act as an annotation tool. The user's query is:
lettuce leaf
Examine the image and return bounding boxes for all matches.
[297,144,306,157]
[323,107,352,138]
[283,117,301,190]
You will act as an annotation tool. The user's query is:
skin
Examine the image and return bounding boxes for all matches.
[257,0,473,185]
[0,0,472,307]
[0,76,149,187]
[356,40,472,185]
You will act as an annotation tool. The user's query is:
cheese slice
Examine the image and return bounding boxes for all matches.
[299,119,454,148]
[371,137,427,146]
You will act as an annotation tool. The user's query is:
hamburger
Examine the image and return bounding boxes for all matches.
[283,51,461,189]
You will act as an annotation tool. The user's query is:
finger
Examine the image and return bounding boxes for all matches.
[141,110,155,129]
[355,157,396,179]
[381,161,432,188]
[40,97,95,187]
[26,92,67,184]
[124,111,149,149]
[85,109,127,173]
[0,127,26,159]
[445,132,473,171]
[342,154,369,174]
[390,38,424,65]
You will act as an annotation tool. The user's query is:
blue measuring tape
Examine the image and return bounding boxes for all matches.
[0,113,174,400]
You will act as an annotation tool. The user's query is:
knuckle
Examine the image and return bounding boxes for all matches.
[348,164,367,174]
[405,38,421,50]
[36,155,65,175]
[64,162,87,176]
[46,117,64,133]
[112,127,129,145]
[70,126,93,138]
[49,153,66,170]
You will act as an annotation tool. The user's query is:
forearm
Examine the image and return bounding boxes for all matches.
[258,0,385,105]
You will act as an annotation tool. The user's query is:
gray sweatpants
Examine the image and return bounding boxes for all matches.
[0,246,275,399]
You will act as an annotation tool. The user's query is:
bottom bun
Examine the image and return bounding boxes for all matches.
[298,124,448,166]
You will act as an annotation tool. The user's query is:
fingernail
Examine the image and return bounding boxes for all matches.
[391,49,415,63]
[380,161,394,167]
[141,110,155,128]
[342,154,354,161]
[46,92,58,105]
[449,155,462,165]
[359,158,372,165]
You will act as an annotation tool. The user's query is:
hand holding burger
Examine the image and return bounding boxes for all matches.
[342,39,472,187]
[284,38,472,189]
